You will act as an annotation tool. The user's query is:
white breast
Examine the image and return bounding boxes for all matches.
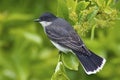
[40,21,52,27]
[51,41,70,53]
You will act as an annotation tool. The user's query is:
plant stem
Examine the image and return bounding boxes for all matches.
[74,0,78,11]
[58,51,62,62]
[91,24,96,40]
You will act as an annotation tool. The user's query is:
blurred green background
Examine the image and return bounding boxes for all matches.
[0,0,120,80]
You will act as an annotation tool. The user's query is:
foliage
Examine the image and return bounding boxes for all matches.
[52,0,120,80]
[58,0,117,36]
[0,0,120,80]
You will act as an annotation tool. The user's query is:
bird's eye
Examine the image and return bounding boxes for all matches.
[40,17,45,21]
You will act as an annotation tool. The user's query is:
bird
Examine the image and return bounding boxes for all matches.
[34,12,106,75]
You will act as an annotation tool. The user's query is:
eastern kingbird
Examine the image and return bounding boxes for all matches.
[34,12,106,75]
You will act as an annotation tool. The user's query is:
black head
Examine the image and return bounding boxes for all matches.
[34,12,57,22]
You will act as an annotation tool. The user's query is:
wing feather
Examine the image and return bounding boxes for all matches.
[46,26,84,51]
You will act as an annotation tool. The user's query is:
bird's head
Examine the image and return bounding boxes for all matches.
[34,12,57,27]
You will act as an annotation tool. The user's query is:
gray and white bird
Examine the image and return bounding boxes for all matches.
[34,12,106,75]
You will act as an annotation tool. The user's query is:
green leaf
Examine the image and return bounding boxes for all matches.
[23,32,42,44]
[57,0,69,20]
[104,7,112,14]
[78,12,84,24]
[62,53,79,71]
[106,0,113,6]
[86,7,99,22]
[51,62,70,80]
[65,0,76,12]
[95,0,106,7]
[76,1,90,14]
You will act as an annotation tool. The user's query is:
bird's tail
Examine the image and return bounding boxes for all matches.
[73,50,106,75]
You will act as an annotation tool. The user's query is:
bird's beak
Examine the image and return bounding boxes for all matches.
[34,18,40,22]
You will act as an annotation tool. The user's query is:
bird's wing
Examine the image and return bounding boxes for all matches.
[45,25,87,53]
